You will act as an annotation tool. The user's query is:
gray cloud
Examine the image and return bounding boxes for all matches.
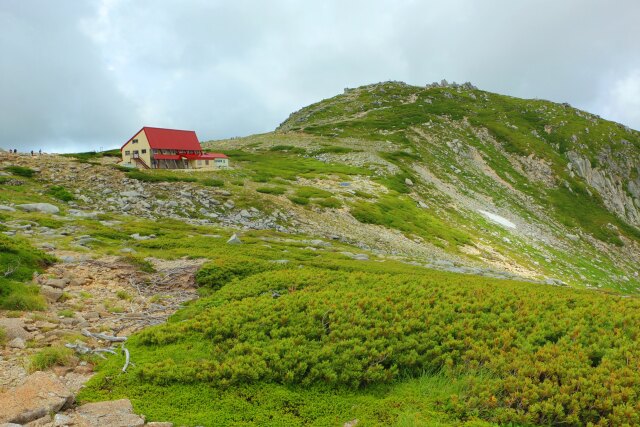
[1,0,639,153]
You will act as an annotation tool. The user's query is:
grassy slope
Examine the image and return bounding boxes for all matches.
[77,230,640,426]
[204,82,640,291]
[5,83,640,426]
[0,166,55,310]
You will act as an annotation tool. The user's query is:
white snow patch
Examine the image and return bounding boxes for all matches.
[478,210,516,229]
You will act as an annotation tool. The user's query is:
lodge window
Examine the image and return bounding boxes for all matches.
[132,139,138,144]
[197,160,202,165]
[133,150,139,154]
[125,151,130,155]
[141,149,147,154]
[205,160,209,165]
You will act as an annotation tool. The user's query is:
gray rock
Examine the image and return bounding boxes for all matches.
[53,413,73,426]
[71,399,144,427]
[0,205,16,212]
[0,318,31,341]
[7,337,26,349]
[16,203,60,214]
[130,233,155,241]
[227,234,242,245]
[120,191,141,198]
[404,178,414,186]
[40,285,63,302]
[120,247,136,254]
[44,278,68,289]
[417,201,428,209]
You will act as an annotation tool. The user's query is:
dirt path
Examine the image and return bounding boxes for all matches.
[0,252,205,392]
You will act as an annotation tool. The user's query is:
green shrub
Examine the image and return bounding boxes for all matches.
[295,186,333,199]
[0,326,6,345]
[201,178,224,187]
[195,256,276,291]
[0,280,47,311]
[0,235,55,282]
[58,309,74,318]
[47,185,75,202]
[122,255,156,273]
[256,186,286,195]
[288,196,309,205]
[316,197,342,208]
[5,166,36,178]
[30,346,74,371]
[116,290,132,301]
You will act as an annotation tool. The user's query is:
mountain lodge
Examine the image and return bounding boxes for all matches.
[119,127,229,170]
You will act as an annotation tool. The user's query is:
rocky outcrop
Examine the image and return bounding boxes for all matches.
[16,203,60,214]
[567,151,640,226]
[70,399,145,427]
[0,372,73,424]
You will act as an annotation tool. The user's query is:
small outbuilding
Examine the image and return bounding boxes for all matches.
[119,127,229,170]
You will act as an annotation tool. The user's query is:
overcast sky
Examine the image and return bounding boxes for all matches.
[1,0,639,153]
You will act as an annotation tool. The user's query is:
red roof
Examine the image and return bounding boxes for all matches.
[121,127,202,151]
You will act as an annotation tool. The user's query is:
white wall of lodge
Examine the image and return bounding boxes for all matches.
[120,130,152,168]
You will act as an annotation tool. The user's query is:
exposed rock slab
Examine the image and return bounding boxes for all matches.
[16,203,60,214]
[0,371,73,424]
[70,399,145,427]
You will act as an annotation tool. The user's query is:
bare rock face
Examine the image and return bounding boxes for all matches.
[70,399,145,427]
[0,371,73,424]
[567,151,640,226]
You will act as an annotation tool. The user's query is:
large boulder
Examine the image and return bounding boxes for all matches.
[0,318,32,341]
[71,399,144,427]
[0,371,73,424]
[16,203,60,214]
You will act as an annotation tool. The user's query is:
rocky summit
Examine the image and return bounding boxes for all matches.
[1,81,640,426]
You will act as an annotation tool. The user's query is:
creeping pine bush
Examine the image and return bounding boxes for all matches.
[256,186,286,195]
[47,185,75,201]
[5,165,36,177]
[130,266,640,426]
[195,256,276,291]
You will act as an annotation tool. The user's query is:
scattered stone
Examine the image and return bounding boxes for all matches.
[0,318,31,340]
[120,191,142,198]
[53,413,72,426]
[8,337,26,349]
[45,278,68,290]
[130,233,155,241]
[16,203,60,214]
[227,234,242,245]
[417,201,428,209]
[120,247,137,253]
[39,285,63,303]
[71,399,144,427]
[0,371,73,424]
[146,423,173,427]
[404,178,414,186]
[0,205,16,212]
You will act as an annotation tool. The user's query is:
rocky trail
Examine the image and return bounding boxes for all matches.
[0,250,204,426]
